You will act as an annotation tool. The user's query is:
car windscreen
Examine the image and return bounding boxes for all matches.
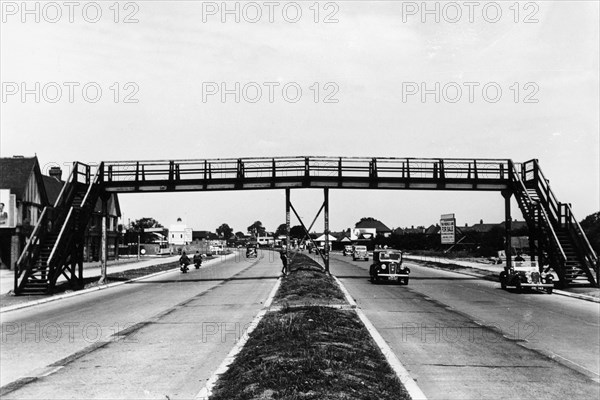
[379,252,401,260]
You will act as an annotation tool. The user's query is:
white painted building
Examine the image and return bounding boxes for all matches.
[168,218,192,245]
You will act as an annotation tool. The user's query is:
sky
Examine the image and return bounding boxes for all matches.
[1,1,599,234]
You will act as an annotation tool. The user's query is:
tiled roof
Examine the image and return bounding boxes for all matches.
[0,157,38,200]
[355,219,391,232]
[42,175,64,205]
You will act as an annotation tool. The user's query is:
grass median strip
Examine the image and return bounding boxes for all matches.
[209,253,411,400]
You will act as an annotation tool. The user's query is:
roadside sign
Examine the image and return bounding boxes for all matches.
[440,213,456,244]
[0,190,16,228]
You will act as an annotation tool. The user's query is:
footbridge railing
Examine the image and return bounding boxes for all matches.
[100,156,512,192]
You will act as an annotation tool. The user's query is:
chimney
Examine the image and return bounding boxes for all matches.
[480,219,483,224]
[49,167,62,180]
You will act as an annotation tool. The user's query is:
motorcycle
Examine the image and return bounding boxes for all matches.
[180,263,190,273]
[194,261,201,269]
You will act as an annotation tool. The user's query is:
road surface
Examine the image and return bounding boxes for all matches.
[1,249,281,399]
[330,253,600,400]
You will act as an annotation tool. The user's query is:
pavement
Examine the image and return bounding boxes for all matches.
[0,255,181,296]
[403,254,600,301]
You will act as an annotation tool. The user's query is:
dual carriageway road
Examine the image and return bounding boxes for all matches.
[1,250,598,399]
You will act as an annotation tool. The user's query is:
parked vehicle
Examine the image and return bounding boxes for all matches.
[343,245,353,256]
[352,245,369,261]
[499,260,554,293]
[369,249,409,284]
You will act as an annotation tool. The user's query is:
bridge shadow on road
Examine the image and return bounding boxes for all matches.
[123,276,281,284]
[334,275,483,281]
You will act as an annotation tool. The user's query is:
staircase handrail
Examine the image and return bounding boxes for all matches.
[45,164,99,274]
[511,163,566,263]
[46,207,74,267]
[53,165,76,208]
[15,207,49,271]
[565,203,598,261]
[538,203,567,262]
[81,163,101,207]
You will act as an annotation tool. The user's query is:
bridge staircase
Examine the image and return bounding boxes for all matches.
[511,160,598,287]
[14,163,101,295]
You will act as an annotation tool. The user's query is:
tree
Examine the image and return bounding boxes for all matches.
[216,223,233,239]
[131,217,163,231]
[290,225,306,239]
[235,231,246,238]
[247,221,266,236]
[580,211,600,253]
[355,217,381,227]
[275,223,288,237]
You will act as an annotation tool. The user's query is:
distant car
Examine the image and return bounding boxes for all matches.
[499,260,553,293]
[369,249,410,284]
[352,245,369,261]
[343,245,353,256]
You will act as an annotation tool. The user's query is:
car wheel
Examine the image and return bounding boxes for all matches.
[515,280,522,292]
[403,277,409,285]
[353,257,356,261]
[499,272,507,290]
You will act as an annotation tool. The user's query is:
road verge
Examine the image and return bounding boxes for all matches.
[201,253,424,400]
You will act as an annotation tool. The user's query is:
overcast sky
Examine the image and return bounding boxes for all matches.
[1,1,598,233]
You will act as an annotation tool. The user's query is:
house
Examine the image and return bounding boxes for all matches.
[168,218,192,246]
[0,157,126,269]
[393,225,426,235]
[354,219,392,238]
[461,219,528,233]
[0,156,48,269]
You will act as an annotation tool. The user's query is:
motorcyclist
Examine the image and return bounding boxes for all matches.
[193,251,202,268]
[179,251,191,273]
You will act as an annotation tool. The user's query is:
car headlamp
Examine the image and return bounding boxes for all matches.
[381,264,387,270]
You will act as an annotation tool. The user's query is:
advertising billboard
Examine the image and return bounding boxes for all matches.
[440,213,456,244]
[0,190,16,228]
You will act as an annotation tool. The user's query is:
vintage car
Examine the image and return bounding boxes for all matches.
[499,260,554,293]
[369,250,410,284]
[343,245,353,256]
[352,245,369,261]
[245,243,258,258]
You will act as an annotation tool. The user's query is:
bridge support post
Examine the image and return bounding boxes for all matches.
[285,188,290,275]
[502,190,512,271]
[99,194,109,284]
[324,188,330,274]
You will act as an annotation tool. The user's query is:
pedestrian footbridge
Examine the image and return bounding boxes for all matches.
[14,157,598,294]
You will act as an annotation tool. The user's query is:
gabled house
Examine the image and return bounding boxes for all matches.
[353,219,392,238]
[1,157,123,269]
[0,156,48,269]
